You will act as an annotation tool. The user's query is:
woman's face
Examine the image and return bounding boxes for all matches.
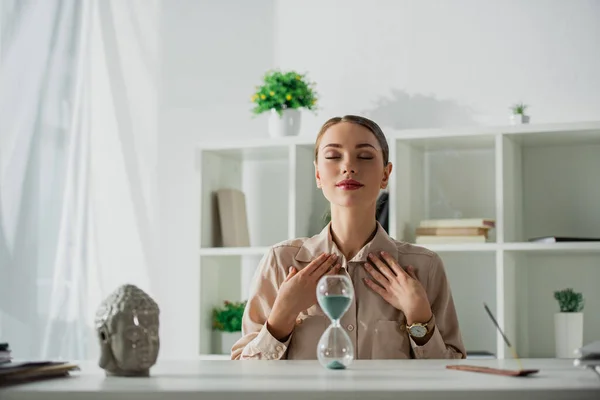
[315,122,392,209]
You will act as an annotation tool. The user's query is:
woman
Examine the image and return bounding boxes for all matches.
[231,115,466,360]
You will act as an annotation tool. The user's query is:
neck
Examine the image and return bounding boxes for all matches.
[330,203,378,260]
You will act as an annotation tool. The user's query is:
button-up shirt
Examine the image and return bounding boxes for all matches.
[231,222,466,360]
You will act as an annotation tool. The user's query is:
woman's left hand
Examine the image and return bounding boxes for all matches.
[363,251,432,324]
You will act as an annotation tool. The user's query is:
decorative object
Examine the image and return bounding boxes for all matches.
[251,70,318,137]
[553,288,584,358]
[316,275,355,369]
[94,284,160,377]
[509,102,530,124]
[212,300,246,354]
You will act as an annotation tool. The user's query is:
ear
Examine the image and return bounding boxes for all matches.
[97,324,116,370]
[314,160,322,189]
[380,162,393,189]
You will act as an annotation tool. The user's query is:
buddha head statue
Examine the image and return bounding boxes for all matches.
[94,284,160,376]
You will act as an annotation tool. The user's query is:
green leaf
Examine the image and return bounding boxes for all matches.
[553,288,584,312]
[251,70,319,115]
[212,300,247,332]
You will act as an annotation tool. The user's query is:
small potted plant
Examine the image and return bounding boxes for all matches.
[509,102,530,125]
[553,288,584,358]
[212,300,246,355]
[251,70,318,137]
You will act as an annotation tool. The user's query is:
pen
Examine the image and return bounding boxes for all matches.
[483,302,523,370]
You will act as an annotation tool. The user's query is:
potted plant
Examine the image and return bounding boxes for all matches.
[212,300,246,355]
[509,102,530,125]
[553,288,584,358]
[251,70,318,137]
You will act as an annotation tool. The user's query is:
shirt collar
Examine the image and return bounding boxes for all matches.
[294,221,398,263]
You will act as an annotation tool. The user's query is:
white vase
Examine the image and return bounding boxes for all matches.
[554,312,583,358]
[218,331,241,355]
[268,108,301,137]
[510,114,530,125]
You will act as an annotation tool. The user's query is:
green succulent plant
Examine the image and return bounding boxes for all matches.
[510,102,528,115]
[553,288,584,312]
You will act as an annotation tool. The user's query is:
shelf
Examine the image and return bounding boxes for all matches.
[503,242,600,254]
[197,135,314,151]
[413,243,499,252]
[195,120,600,360]
[199,246,270,256]
[198,242,600,257]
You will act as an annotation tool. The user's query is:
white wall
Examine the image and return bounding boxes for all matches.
[274,0,600,137]
[157,0,274,357]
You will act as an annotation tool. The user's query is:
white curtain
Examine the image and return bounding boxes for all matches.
[0,0,158,361]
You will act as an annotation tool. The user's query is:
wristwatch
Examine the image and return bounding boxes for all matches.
[406,315,434,338]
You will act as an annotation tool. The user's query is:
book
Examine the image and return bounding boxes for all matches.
[418,218,495,229]
[0,361,79,386]
[528,236,600,243]
[214,188,250,247]
[415,227,489,237]
[416,235,486,244]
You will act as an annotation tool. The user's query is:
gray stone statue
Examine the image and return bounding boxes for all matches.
[94,284,160,377]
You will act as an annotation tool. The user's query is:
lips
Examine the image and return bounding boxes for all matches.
[336,179,364,190]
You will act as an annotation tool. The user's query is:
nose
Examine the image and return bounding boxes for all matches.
[342,161,356,174]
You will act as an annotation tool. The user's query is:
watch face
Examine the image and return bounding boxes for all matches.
[409,325,427,338]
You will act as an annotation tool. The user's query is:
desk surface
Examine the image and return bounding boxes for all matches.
[3,358,600,400]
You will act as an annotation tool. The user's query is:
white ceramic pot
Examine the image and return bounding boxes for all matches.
[554,312,583,358]
[510,114,530,125]
[268,108,301,137]
[218,331,242,355]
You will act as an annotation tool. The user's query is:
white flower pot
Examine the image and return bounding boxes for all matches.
[217,331,242,355]
[554,312,583,358]
[510,114,530,125]
[268,108,301,137]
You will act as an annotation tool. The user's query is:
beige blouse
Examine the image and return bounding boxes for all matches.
[231,222,466,360]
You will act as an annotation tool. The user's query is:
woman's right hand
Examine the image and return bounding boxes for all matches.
[267,253,341,341]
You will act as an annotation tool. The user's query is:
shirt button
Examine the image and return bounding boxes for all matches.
[276,345,283,352]
[347,324,354,331]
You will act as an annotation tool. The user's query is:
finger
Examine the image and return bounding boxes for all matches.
[380,251,409,279]
[284,266,297,282]
[300,253,330,275]
[367,253,395,281]
[363,261,389,288]
[311,254,338,278]
[364,277,389,300]
[325,263,342,275]
[406,265,418,280]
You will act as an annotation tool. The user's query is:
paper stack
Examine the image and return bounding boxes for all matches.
[0,361,79,386]
[0,343,11,364]
[415,218,495,244]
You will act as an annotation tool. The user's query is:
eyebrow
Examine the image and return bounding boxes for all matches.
[323,143,377,150]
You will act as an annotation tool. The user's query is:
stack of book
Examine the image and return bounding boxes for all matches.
[0,361,79,386]
[415,218,495,244]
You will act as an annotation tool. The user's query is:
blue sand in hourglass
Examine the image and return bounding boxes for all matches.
[320,295,352,320]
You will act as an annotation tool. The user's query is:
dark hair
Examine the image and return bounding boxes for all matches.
[314,115,389,166]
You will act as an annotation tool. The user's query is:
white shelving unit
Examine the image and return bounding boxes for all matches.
[196,121,600,359]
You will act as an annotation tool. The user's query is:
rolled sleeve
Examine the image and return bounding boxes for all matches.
[239,323,292,360]
[231,248,292,360]
[411,254,467,359]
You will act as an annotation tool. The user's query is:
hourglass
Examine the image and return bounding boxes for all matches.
[316,274,354,369]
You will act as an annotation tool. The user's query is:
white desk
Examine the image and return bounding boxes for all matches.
[2,358,599,399]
